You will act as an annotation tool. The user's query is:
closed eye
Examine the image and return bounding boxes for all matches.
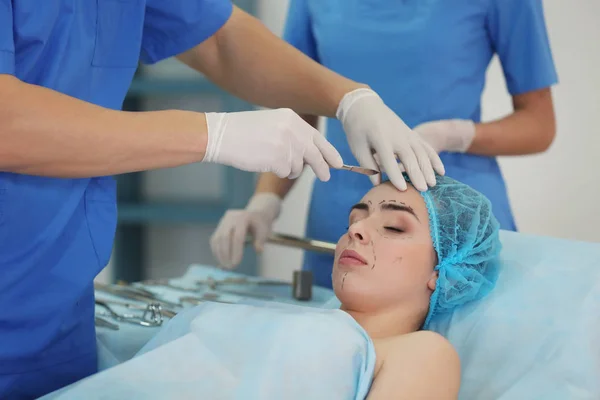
[385,227,404,233]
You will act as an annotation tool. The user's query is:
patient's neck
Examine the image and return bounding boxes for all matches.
[341,305,425,339]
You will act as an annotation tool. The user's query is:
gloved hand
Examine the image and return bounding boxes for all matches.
[203,108,343,181]
[210,193,282,269]
[336,88,445,191]
[413,119,476,154]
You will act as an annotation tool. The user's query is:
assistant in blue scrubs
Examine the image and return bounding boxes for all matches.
[0,1,232,398]
[284,0,558,288]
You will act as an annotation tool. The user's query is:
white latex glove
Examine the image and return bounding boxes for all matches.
[203,108,343,181]
[210,193,282,269]
[413,119,476,154]
[336,88,445,191]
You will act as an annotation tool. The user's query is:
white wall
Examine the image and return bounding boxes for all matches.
[259,0,600,280]
[98,0,600,284]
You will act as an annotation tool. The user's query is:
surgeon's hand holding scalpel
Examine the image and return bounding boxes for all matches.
[335,88,445,191]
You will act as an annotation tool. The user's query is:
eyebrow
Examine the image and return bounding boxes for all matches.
[350,202,420,222]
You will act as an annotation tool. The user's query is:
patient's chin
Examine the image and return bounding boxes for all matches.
[334,276,379,311]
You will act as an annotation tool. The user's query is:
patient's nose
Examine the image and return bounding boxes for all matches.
[348,222,371,244]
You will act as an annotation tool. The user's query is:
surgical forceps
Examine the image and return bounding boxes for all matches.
[95,299,164,327]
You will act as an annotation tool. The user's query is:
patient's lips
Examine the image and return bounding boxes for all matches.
[339,249,368,266]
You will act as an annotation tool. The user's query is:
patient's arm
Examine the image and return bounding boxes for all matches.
[368,331,460,400]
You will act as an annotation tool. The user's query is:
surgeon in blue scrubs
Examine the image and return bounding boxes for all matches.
[211,0,558,286]
[0,1,447,398]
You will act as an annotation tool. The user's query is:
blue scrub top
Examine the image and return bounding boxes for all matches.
[0,0,232,397]
[284,0,558,288]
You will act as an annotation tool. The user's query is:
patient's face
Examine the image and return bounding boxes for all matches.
[332,182,437,315]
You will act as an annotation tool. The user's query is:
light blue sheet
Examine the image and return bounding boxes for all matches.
[95,265,336,370]
[428,231,600,399]
[43,302,376,400]
[46,231,600,399]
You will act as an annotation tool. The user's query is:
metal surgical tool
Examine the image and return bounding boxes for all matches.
[196,276,275,300]
[338,164,379,176]
[95,316,120,331]
[96,297,177,319]
[140,279,201,294]
[95,299,163,327]
[245,233,336,255]
[94,282,181,309]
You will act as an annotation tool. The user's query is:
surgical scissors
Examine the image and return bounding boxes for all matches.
[96,297,177,319]
[95,299,164,327]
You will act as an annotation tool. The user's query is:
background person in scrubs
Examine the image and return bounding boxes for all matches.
[0,1,443,398]
[211,0,558,287]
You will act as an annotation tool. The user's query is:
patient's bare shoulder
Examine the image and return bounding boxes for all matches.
[370,331,460,399]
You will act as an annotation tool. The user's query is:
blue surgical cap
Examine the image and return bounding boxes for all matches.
[419,175,502,328]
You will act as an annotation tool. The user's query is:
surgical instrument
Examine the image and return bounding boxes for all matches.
[94,282,181,309]
[95,316,120,331]
[195,276,289,287]
[96,297,177,319]
[95,299,163,327]
[140,279,202,294]
[179,294,235,307]
[199,276,275,300]
[141,277,276,301]
[245,232,336,255]
[339,164,379,176]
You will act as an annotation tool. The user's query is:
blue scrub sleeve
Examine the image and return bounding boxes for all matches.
[0,0,15,75]
[140,0,233,64]
[487,0,558,95]
[282,0,320,62]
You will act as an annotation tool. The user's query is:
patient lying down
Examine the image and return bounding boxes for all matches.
[43,176,501,400]
[334,175,501,399]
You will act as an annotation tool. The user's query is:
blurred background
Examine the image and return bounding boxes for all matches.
[97,0,600,285]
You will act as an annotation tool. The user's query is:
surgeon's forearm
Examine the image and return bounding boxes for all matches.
[469,88,556,156]
[0,75,207,177]
[177,6,366,118]
[253,115,319,199]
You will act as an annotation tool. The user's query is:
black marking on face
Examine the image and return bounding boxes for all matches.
[377,227,392,239]
[341,272,348,289]
[371,240,376,269]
